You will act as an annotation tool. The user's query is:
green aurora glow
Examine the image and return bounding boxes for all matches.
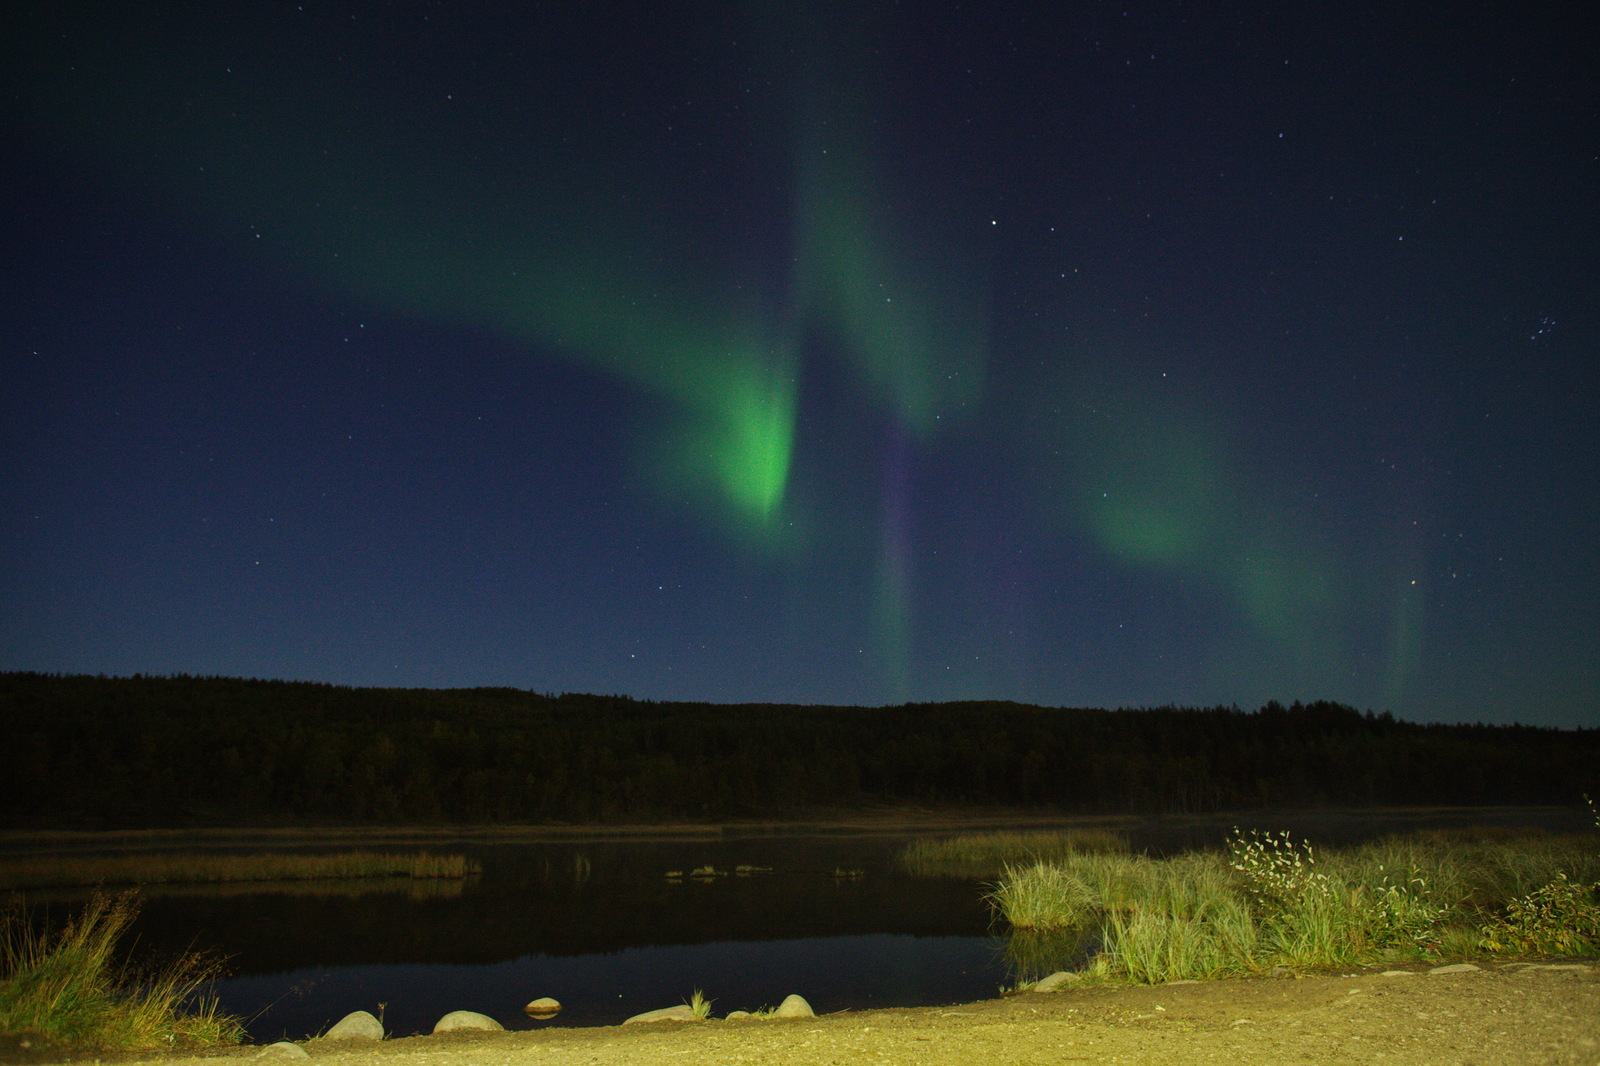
[27,4,997,558]
[12,2,1512,718]
[1044,354,1359,688]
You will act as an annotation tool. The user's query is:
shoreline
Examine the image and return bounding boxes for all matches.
[0,803,1581,856]
[70,959,1600,1066]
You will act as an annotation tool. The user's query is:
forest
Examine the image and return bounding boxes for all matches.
[2,672,1595,829]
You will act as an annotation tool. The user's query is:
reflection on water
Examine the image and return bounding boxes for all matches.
[1003,926,1100,985]
[221,934,1006,1040]
[128,833,1001,1041]
[100,808,1583,1042]
[74,876,472,903]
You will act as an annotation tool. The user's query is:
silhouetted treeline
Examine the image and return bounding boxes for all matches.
[2,672,1595,829]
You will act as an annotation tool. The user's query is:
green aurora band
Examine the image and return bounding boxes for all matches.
[12,4,1431,707]
[23,4,991,556]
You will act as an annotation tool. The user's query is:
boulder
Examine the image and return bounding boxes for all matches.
[524,996,562,1017]
[1427,963,1482,975]
[432,1010,504,1033]
[257,1041,310,1058]
[624,1004,700,1024]
[774,994,814,1018]
[324,1010,384,1040]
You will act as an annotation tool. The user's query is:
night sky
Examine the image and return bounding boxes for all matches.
[3,2,1595,728]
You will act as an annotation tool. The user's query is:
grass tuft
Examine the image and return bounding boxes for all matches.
[0,890,243,1050]
[984,862,1099,930]
[686,988,714,1021]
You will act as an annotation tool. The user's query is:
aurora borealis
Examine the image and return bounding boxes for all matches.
[3,2,1595,727]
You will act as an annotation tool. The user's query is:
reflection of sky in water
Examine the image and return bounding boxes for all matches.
[219,934,1005,1042]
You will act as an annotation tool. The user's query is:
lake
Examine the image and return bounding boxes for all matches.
[129,830,1003,1041]
[76,806,1588,1042]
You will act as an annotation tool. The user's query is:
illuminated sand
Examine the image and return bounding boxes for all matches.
[81,962,1598,1066]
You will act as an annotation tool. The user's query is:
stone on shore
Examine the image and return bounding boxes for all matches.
[524,997,562,1017]
[324,1010,384,1040]
[1033,971,1081,993]
[433,1010,504,1033]
[257,1041,310,1058]
[624,1004,700,1024]
[774,994,814,1018]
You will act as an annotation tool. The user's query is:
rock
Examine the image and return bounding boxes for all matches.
[433,1010,504,1033]
[1379,970,1416,977]
[257,1041,310,1058]
[324,1010,384,1040]
[524,997,562,1017]
[1033,971,1080,993]
[725,1010,751,1020]
[624,1004,700,1024]
[1427,963,1482,975]
[774,994,814,1018]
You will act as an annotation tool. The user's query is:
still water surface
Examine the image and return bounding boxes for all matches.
[143,832,1004,1041]
[115,808,1581,1042]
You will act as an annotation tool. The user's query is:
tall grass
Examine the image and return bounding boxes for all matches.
[988,823,1600,986]
[0,851,481,891]
[985,862,1100,929]
[0,891,243,1050]
[1098,895,1258,983]
[897,828,1127,879]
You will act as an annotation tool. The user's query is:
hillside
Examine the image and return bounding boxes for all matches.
[3,673,1595,829]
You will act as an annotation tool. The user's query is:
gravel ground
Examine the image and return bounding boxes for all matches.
[20,959,1591,1066]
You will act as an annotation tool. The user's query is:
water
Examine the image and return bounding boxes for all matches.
[130,832,1006,1041]
[97,807,1586,1042]
[214,934,1004,1040]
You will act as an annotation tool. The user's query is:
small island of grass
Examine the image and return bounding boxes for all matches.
[0,850,481,892]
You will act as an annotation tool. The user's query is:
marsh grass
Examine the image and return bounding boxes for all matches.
[1099,896,1258,983]
[0,891,243,1050]
[897,828,1128,879]
[0,851,481,891]
[984,862,1100,929]
[1332,829,1600,909]
[988,822,1600,985]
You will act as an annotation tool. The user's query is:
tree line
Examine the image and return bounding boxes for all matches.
[2,672,1594,829]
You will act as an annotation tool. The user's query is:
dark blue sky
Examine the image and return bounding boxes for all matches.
[3,2,1595,727]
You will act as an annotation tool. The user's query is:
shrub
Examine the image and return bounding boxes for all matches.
[1228,829,1443,965]
[1478,873,1600,956]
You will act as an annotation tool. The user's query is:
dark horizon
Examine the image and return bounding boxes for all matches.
[5,672,1596,834]
[6,667,1587,732]
[3,3,1596,729]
